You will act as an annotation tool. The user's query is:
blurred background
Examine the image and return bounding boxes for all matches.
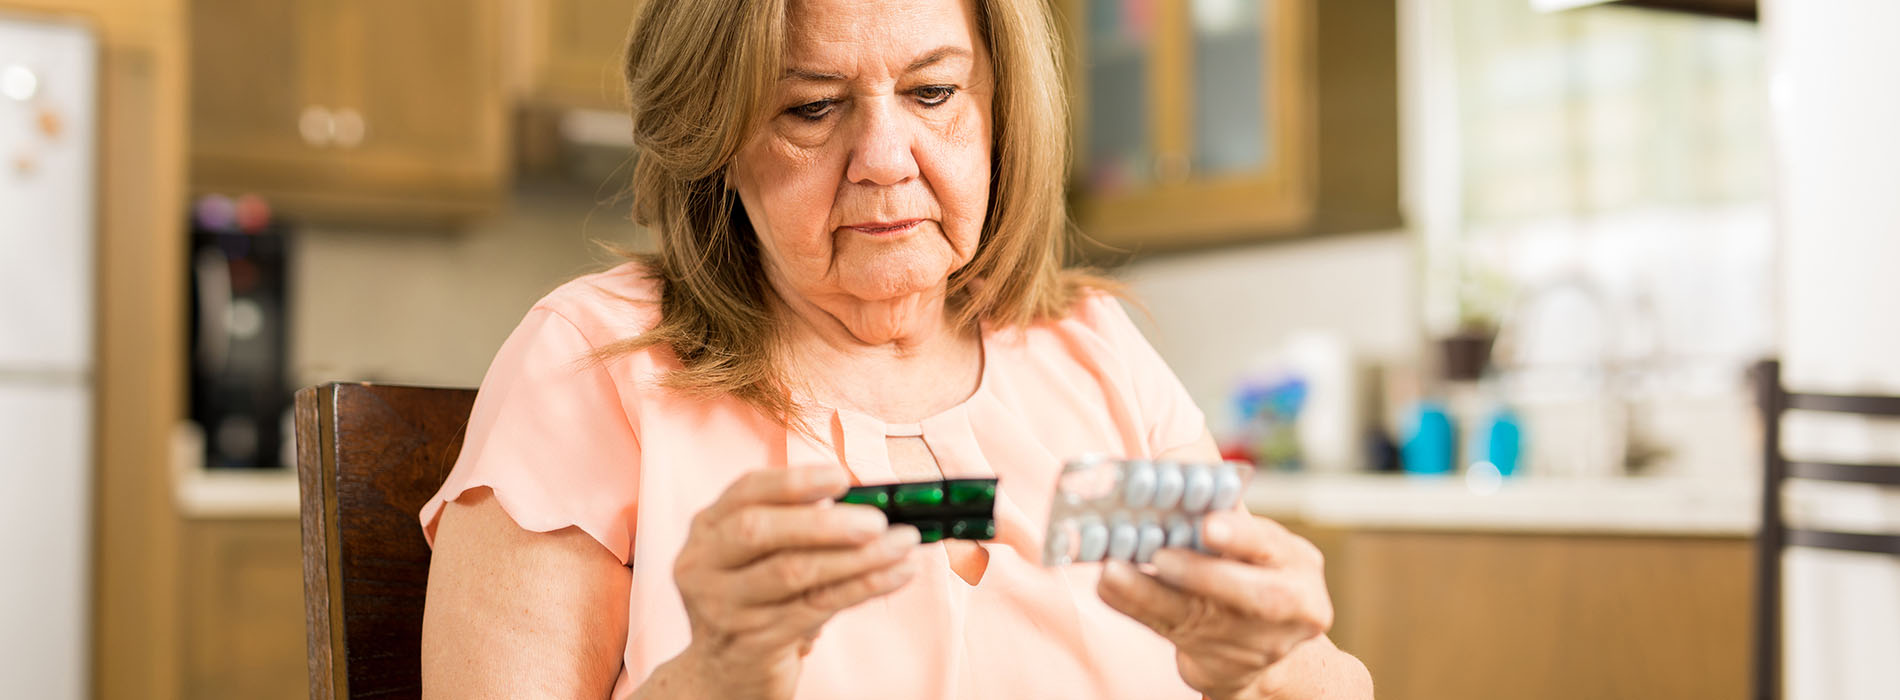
[2,0,1896,697]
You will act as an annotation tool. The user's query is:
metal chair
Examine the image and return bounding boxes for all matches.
[293,382,477,699]
[1752,359,1900,700]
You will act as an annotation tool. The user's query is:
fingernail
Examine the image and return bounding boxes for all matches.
[887,525,921,549]
[1202,518,1230,547]
[1149,549,1181,580]
[848,508,889,535]
[1102,559,1132,583]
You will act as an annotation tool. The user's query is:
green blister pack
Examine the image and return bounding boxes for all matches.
[841,477,999,543]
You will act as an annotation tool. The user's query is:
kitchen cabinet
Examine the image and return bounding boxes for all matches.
[1063,0,1401,252]
[1258,476,1755,698]
[190,0,510,224]
[1619,0,1755,19]
[511,0,643,111]
[1536,0,1757,21]
[181,517,306,700]
[1283,522,1753,700]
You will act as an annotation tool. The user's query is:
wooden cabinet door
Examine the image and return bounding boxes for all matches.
[189,0,333,183]
[526,0,642,110]
[1335,531,1753,700]
[326,0,509,210]
[190,0,508,224]
[181,518,306,700]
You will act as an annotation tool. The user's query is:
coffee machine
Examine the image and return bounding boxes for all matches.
[187,194,293,468]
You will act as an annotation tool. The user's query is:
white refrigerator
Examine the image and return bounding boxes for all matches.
[1769,1,1900,699]
[0,12,97,700]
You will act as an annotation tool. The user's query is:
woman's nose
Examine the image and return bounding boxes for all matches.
[844,99,920,187]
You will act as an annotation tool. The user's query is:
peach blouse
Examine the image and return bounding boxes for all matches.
[420,262,1208,699]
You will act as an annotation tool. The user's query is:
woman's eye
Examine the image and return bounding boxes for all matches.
[788,99,836,121]
[914,85,957,107]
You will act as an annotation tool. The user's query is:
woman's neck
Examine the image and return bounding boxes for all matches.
[777,285,955,352]
[772,285,982,423]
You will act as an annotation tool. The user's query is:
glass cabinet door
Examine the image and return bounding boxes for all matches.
[1069,0,1336,250]
[1083,0,1157,195]
[1189,0,1269,178]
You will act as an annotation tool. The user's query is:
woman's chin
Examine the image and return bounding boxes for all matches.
[833,253,959,302]
[835,278,941,307]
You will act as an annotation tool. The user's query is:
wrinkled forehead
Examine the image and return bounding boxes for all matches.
[782,0,985,79]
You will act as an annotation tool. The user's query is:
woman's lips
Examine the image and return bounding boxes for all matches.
[843,219,923,236]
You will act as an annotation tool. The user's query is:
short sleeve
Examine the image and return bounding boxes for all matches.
[1073,292,1209,454]
[418,306,641,565]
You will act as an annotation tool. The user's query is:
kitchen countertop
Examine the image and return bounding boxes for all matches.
[170,418,1768,534]
[1245,472,1760,536]
[170,422,299,519]
[174,464,300,519]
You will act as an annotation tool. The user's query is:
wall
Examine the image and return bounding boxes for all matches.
[1115,231,1419,437]
[293,182,1419,432]
[290,181,643,389]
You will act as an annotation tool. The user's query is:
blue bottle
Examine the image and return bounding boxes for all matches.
[1402,401,1456,476]
[1484,407,1524,477]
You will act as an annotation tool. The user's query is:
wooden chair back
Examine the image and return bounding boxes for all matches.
[293,382,477,700]
[1752,360,1900,700]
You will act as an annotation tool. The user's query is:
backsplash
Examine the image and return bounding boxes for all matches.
[1116,232,1419,436]
[289,181,645,389]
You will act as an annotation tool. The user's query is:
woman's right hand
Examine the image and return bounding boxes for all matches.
[669,465,920,699]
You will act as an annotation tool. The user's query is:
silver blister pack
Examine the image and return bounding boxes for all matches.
[1042,456,1254,566]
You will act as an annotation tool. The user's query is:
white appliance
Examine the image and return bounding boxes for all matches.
[0,12,98,700]
[1768,1,1900,699]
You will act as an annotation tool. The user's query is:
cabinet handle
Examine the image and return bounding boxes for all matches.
[300,104,338,145]
[333,108,366,149]
[299,106,334,147]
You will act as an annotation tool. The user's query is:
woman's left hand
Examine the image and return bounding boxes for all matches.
[1096,509,1333,700]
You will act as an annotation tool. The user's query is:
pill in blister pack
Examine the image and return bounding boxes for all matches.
[842,477,999,544]
[1042,456,1254,565]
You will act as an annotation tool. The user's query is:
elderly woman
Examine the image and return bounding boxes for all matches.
[419,0,1373,697]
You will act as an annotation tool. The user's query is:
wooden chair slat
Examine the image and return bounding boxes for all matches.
[295,382,477,700]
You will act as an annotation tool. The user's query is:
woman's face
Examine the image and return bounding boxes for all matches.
[730,0,993,313]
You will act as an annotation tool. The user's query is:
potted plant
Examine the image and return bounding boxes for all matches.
[1439,261,1512,382]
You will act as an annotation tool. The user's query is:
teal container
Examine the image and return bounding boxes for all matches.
[1484,408,1523,477]
[1402,401,1456,476]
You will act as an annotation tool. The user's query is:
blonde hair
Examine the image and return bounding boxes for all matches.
[605,0,1109,425]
